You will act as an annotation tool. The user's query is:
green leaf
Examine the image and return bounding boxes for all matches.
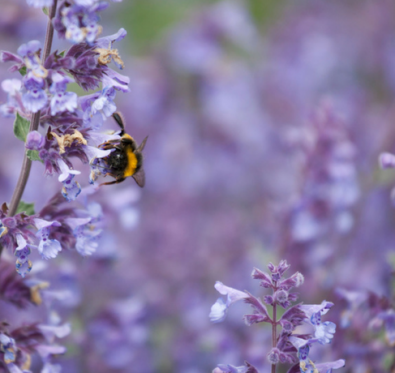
[26,150,43,163]
[42,7,48,15]
[59,51,65,57]
[19,66,27,76]
[16,201,35,216]
[13,112,30,142]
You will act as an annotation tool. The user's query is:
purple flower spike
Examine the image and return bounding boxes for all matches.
[26,0,53,8]
[26,130,45,150]
[211,262,343,371]
[34,218,62,260]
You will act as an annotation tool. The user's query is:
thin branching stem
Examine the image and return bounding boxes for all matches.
[0,0,58,259]
[8,0,58,218]
[271,282,278,373]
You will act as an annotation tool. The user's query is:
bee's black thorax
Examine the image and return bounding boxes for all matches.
[107,147,128,175]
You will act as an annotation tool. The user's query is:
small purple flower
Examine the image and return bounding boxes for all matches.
[14,234,35,278]
[0,79,23,117]
[91,86,117,118]
[58,159,81,201]
[300,300,336,344]
[102,68,130,92]
[209,281,249,323]
[21,72,47,113]
[26,130,45,150]
[315,321,336,345]
[0,333,17,364]
[56,2,108,45]
[49,72,77,115]
[34,218,62,260]
[289,336,345,373]
[17,40,47,78]
[335,288,367,328]
[65,213,102,256]
[267,348,281,365]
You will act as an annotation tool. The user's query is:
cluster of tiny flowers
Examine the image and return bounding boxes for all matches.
[210,260,345,373]
[0,2,128,202]
[290,102,359,244]
[0,260,71,372]
[0,197,103,278]
[0,0,128,276]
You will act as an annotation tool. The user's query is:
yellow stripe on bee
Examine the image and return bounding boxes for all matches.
[123,133,134,141]
[125,147,138,177]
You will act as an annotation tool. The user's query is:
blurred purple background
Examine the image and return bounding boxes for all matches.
[1,0,395,372]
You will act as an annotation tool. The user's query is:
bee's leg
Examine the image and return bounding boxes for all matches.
[99,139,121,148]
[99,177,126,187]
[101,143,117,150]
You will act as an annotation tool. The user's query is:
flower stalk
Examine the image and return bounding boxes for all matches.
[7,0,58,219]
[271,281,277,373]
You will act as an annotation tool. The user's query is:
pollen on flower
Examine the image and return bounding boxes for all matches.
[95,48,125,69]
[30,281,50,305]
[51,130,88,154]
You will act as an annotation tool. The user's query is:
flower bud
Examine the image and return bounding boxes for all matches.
[264,295,274,305]
[26,130,45,150]
[267,348,280,365]
[274,289,288,303]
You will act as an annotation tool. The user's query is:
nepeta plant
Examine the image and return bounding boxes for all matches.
[0,0,128,371]
[210,260,345,373]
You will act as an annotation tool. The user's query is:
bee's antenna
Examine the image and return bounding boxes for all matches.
[112,112,125,136]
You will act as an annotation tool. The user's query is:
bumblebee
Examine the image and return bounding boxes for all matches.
[93,112,148,187]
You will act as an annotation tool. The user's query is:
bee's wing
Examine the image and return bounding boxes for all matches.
[137,136,148,152]
[132,168,145,188]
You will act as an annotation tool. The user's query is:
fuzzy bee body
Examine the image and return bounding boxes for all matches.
[92,112,148,187]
